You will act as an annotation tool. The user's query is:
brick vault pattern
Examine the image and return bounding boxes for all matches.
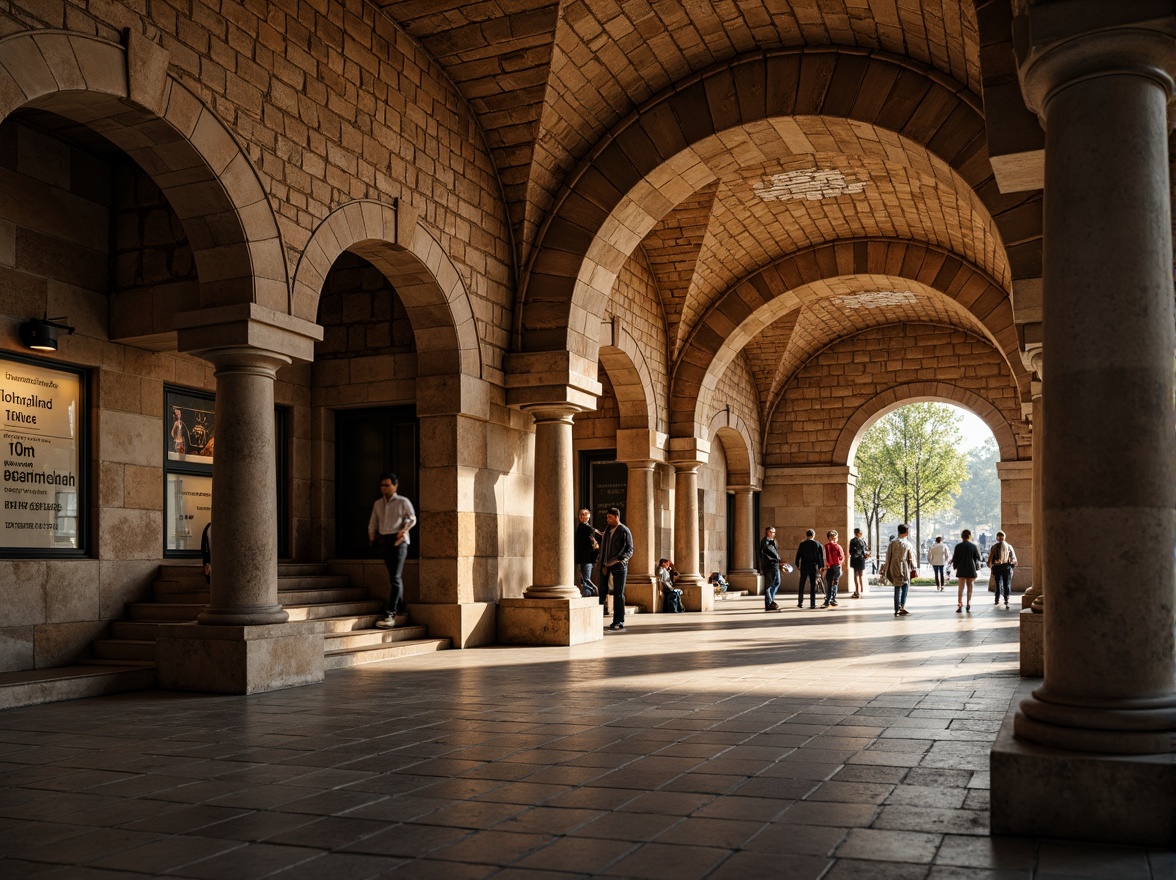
[766,323,1030,466]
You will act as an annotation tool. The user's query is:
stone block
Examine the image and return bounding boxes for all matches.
[123,464,163,510]
[729,571,762,595]
[45,560,100,623]
[496,596,604,646]
[99,410,161,466]
[156,622,325,694]
[625,576,660,613]
[0,626,35,672]
[100,559,160,619]
[0,561,47,626]
[406,601,496,648]
[1018,608,1043,677]
[681,582,715,612]
[34,620,106,667]
[99,508,162,559]
[991,684,1175,847]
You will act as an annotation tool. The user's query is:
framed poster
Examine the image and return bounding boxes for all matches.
[579,450,627,531]
[1,353,87,554]
[166,389,216,464]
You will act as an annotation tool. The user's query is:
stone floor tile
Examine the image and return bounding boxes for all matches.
[925,867,1029,879]
[598,841,728,879]
[341,822,470,858]
[836,827,943,863]
[87,834,245,873]
[904,768,974,788]
[0,858,72,877]
[875,804,989,836]
[426,828,554,865]
[743,822,848,856]
[10,827,166,865]
[886,784,968,809]
[806,780,895,804]
[816,856,931,879]
[191,808,319,842]
[1035,840,1153,878]
[652,816,765,848]
[934,834,1034,870]
[565,810,681,842]
[614,789,713,816]
[512,835,637,874]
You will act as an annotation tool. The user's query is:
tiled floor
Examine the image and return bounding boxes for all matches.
[1,589,1171,879]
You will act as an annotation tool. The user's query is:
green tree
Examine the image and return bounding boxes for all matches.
[953,437,1001,530]
[870,404,969,560]
[853,428,897,556]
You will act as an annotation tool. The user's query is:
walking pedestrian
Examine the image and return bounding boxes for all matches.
[368,473,417,629]
[884,524,917,617]
[759,527,782,611]
[848,528,869,597]
[987,530,1019,609]
[596,507,634,631]
[928,536,950,591]
[951,529,982,612]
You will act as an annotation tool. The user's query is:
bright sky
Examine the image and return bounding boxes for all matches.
[950,405,995,451]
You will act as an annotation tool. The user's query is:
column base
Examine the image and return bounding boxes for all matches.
[496,597,604,646]
[197,604,289,626]
[157,622,324,694]
[522,585,581,600]
[1019,608,1043,677]
[625,576,660,613]
[678,578,714,612]
[991,683,1176,847]
[728,570,762,595]
[406,602,497,648]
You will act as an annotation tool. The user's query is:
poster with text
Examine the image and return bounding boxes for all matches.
[166,473,212,552]
[589,460,628,530]
[1,358,83,550]
[166,390,215,464]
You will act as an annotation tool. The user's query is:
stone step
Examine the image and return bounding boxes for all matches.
[0,665,157,710]
[277,575,352,591]
[111,621,170,640]
[284,601,385,620]
[91,639,157,662]
[78,658,156,668]
[324,638,450,669]
[325,625,429,650]
[276,587,368,605]
[315,614,383,633]
[155,562,330,579]
[128,602,204,621]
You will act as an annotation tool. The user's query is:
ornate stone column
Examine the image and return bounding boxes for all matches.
[158,307,325,695]
[622,460,658,611]
[199,348,290,625]
[669,438,711,611]
[727,485,760,594]
[991,8,1176,847]
[524,405,580,600]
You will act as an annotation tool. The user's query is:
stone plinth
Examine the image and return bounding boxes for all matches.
[406,602,496,648]
[1019,608,1043,677]
[624,576,660,614]
[991,684,1175,847]
[157,622,324,694]
[680,583,714,612]
[496,597,604,646]
[728,571,761,595]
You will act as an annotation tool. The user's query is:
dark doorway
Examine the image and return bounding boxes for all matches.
[578,450,627,532]
[335,406,419,559]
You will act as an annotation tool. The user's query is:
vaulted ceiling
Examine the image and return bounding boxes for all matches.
[377,1,1022,425]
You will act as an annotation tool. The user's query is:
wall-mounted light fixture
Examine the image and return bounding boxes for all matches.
[18,317,75,352]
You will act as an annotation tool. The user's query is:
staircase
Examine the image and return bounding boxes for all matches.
[94,563,450,670]
[1,563,450,709]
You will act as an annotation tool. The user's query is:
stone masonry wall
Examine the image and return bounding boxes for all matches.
[767,324,1030,466]
[1,1,517,374]
[610,249,669,433]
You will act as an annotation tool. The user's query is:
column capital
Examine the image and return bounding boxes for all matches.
[175,303,323,363]
[667,436,709,466]
[727,484,757,495]
[521,402,582,425]
[505,350,601,411]
[1015,8,1176,120]
[194,345,292,378]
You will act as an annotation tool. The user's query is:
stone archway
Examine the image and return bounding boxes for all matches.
[673,240,1030,441]
[598,319,659,433]
[292,199,483,380]
[0,30,286,316]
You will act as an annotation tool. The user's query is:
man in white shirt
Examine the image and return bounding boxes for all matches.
[928,535,950,591]
[368,472,417,628]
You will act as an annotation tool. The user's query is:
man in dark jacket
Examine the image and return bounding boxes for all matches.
[758,527,782,611]
[596,507,634,630]
[795,529,826,609]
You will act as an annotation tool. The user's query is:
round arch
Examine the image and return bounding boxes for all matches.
[518,48,1041,362]
[291,200,483,379]
[0,30,287,313]
[673,239,1030,440]
[834,382,1020,466]
[598,320,659,432]
[707,413,758,488]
